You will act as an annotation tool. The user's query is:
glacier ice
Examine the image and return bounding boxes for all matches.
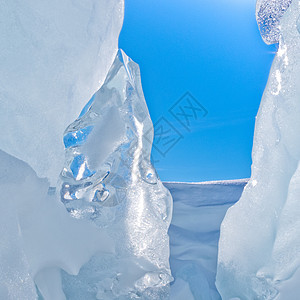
[0,0,124,184]
[60,49,173,299]
[217,0,300,299]
[0,149,115,300]
[0,1,174,298]
[0,151,37,299]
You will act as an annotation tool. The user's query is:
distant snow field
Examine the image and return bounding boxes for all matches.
[165,180,248,299]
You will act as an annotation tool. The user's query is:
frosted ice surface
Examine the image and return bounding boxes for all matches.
[0,152,37,300]
[0,0,124,184]
[276,266,300,299]
[0,149,115,300]
[60,49,173,299]
[256,0,292,44]
[217,1,300,299]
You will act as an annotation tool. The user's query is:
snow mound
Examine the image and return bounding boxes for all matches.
[166,180,247,300]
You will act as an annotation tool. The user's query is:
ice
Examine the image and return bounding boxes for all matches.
[0,151,37,299]
[60,49,173,299]
[256,0,293,44]
[0,149,115,300]
[0,0,124,184]
[276,266,300,300]
[0,2,173,298]
[217,1,300,299]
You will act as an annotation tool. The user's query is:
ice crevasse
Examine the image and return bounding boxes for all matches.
[216,1,300,299]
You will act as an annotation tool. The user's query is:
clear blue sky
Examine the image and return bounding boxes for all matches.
[119,0,277,182]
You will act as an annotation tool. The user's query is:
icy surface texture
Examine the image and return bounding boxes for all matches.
[256,0,293,44]
[0,151,37,299]
[217,1,300,299]
[0,149,114,300]
[0,0,124,184]
[60,49,173,299]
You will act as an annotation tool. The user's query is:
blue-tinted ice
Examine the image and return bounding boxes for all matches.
[217,1,300,299]
[256,0,293,44]
[60,49,173,299]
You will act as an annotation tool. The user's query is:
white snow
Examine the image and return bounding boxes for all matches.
[166,180,248,300]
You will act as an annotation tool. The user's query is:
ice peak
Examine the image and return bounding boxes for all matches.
[60,49,173,298]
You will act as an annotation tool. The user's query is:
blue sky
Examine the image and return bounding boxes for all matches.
[119,0,277,182]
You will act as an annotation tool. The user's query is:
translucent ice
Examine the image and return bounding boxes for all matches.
[60,49,173,299]
[217,1,300,299]
[0,0,124,184]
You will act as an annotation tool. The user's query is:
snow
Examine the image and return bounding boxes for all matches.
[166,180,248,300]
[217,1,300,299]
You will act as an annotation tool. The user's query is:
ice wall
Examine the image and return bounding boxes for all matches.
[256,0,293,44]
[216,1,300,299]
[0,151,37,299]
[60,49,173,299]
[0,149,115,300]
[0,1,174,298]
[0,0,124,184]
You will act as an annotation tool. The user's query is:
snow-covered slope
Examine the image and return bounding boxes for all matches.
[165,179,248,300]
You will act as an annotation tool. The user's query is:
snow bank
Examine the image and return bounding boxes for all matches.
[166,180,247,300]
